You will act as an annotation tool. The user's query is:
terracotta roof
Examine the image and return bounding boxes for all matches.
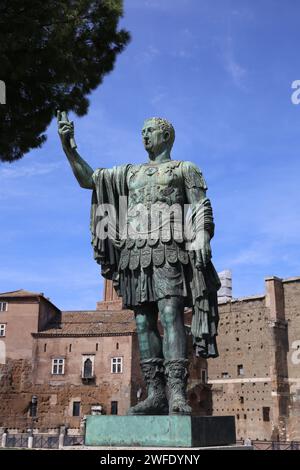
[34,308,136,337]
[0,289,60,312]
[61,310,134,323]
[34,321,136,337]
[0,289,44,298]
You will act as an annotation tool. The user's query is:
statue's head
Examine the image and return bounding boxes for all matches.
[142,117,175,155]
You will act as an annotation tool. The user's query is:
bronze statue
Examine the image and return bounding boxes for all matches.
[58,111,220,415]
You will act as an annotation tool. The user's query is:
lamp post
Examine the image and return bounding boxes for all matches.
[30,395,38,419]
[27,396,37,449]
[29,395,38,439]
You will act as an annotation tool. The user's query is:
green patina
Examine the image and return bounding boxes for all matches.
[58,112,220,416]
[85,415,236,447]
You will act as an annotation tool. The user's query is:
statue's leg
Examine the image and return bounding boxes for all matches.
[135,303,162,360]
[158,297,186,360]
[127,303,168,415]
[158,297,191,415]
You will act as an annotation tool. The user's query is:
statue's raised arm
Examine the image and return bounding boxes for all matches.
[57,110,94,189]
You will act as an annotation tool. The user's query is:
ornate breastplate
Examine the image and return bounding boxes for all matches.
[117,160,189,271]
[127,160,185,208]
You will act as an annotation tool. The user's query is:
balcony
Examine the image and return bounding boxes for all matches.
[81,374,96,385]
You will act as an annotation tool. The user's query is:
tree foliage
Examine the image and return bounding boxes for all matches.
[0,0,130,162]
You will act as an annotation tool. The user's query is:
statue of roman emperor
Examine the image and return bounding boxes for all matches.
[58,111,220,415]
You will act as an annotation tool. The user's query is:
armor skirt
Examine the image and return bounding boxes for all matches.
[118,260,193,308]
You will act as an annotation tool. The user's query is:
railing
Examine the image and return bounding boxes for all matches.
[237,440,300,450]
[2,433,299,450]
[33,434,59,449]
[6,433,29,448]
[0,430,84,449]
[63,434,84,446]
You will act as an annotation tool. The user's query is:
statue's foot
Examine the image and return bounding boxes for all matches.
[127,397,169,416]
[169,397,192,415]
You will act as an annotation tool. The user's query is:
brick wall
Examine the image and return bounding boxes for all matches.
[207,295,274,440]
[283,279,300,441]
[0,333,138,430]
[1,276,300,438]
[207,277,300,441]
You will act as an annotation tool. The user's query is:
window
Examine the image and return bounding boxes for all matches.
[111,357,123,373]
[237,364,244,376]
[81,355,95,379]
[72,401,81,417]
[201,369,207,383]
[111,401,118,415]
[239,396,244,404]
[0,324,6,337]
[69,344,72,353]
[44,343,47,352]
[0,302,7,312]
[83,358,93,378]
[52,358,65,375]
[222,372,229,379]
[263,407,270,422]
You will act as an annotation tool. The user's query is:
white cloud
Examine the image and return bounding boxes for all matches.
[0,259,103,310]
[229,241,275,267]
[128,0,191,11]
[0,259,100,291]
[136,45,160,65]
[222,36,247,89]
[0,162,61,179]
[150,90,167,106]
[0,187,29,200]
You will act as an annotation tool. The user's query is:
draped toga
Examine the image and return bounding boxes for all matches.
[90,160,221,358]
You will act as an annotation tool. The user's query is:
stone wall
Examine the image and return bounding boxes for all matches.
[207,295,274,440]
[0,350,137,430]
[207,277,300,441]
[283,278,300,441]
[1,276,299,438]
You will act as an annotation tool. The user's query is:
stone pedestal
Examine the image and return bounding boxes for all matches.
[85,415,236,448]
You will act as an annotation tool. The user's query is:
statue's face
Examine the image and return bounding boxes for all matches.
[142,119,169,154]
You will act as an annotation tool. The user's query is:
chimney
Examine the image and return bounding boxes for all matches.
[96,279,122,311]
[218,270,232,303]
[265,276,285,322]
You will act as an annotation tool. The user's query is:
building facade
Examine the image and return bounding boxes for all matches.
[0,274,299,441]
[0,288,141,430]
[0,283,207,431]
[207,276,300,442]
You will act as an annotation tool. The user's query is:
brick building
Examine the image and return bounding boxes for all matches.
[0,274,299,441]
[0,281,207,431]
[0,286,141,430]
[207,275,300,442]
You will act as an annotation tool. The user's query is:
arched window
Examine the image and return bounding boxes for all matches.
[83,358,93,378]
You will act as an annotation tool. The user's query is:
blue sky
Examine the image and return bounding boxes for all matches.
[1,0,300,310]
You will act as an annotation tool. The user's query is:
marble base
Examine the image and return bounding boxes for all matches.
[85,415,236,448]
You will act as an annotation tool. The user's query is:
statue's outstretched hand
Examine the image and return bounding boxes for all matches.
[57,110,77,150]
